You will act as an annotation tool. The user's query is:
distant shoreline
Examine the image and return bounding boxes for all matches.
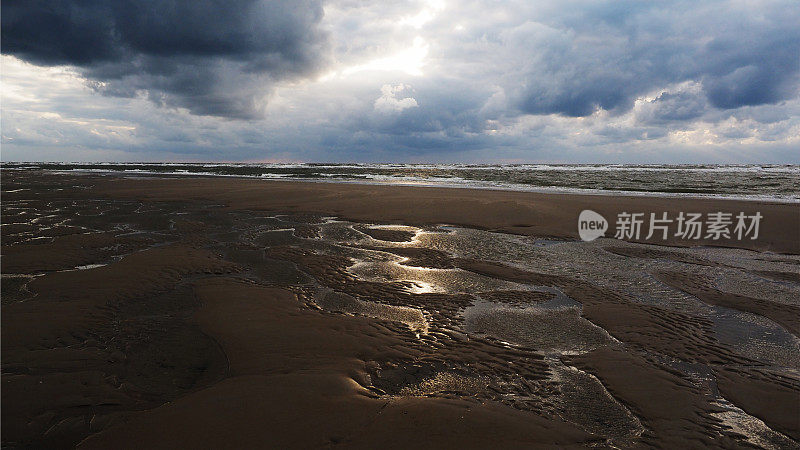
[4,164,800,203]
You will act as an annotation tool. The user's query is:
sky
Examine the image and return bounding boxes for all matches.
[2,0,799,163]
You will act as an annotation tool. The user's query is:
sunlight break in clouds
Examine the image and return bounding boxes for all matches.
[341,37,430,77]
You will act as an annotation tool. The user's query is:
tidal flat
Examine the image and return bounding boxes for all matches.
[2,170,799,449]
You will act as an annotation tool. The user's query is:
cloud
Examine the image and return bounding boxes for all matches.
[2,0,800,163]
[374,84,418,113]
[634,83,708,125]
[1,0,329,119]
[463,0,800,118]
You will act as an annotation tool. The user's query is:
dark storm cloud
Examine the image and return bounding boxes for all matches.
[2,0,327,118]
[508,0,800,117]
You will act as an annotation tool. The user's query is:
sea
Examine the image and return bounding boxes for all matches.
[4,163,799,202]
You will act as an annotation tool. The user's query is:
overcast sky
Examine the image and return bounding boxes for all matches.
[2,0,799,163]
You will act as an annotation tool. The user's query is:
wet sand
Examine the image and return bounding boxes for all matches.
[92,173,799,253]
[2,169,799,449]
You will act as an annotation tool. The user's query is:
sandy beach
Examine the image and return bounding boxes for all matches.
[2,170,799,449]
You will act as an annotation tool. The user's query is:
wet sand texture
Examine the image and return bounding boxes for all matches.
[93,174,799,253]
[2,169,799,449]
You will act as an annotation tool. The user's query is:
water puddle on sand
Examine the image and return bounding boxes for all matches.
[303,220,800,446]
[326,225,617,354]
[347,260,526,295]
[711,396,799,450]
[309,221,800,367]
[355,224,422,244]
[313,289,428,335]
[548,358,644,446]
[73,263,108,270]
[463,303,614,353]
[397,371,489,396]
[649,353,800,450]
[712,307,800,370]
[50,263,112,274]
